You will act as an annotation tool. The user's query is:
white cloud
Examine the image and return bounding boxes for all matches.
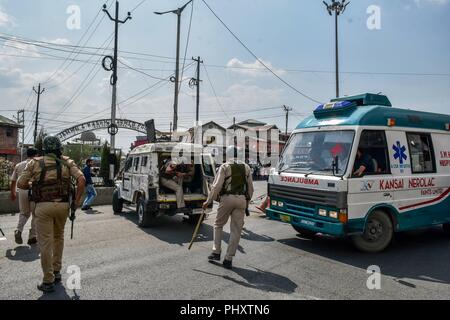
[226,58,286,77]
[0,6,15,27]
[43,38,71,46]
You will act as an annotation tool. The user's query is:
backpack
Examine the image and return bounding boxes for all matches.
[31,159,71,202]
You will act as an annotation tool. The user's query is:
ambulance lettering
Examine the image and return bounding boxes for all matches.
[280,176,319,185]
[380,179,404,190]
[439,151,450,167]
[408,177,435,188]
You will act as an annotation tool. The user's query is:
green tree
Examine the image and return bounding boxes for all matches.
[64,144,94,167]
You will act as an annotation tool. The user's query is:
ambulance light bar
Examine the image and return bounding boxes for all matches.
[313,100,356,117]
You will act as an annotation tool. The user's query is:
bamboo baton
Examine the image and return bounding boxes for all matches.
[188,210,206,250]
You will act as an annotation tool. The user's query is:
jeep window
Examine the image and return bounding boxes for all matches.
[406,132,436,173]
[124,157,133,172]
[133,157,140,172]
[142,156,148,168]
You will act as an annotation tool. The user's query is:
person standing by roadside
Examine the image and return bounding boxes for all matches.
[10,148,38,245]
[81,158,97,211]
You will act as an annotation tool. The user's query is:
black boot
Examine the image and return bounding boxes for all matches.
[14,230,23,245]
[54,271,62,283]
[223,259,232,269]
[27,237,37,245]
[37,282,55,293]
[207,253,221,261]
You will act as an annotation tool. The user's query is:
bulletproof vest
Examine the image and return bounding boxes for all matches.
[220,163,247,196]
[31,159,71,203]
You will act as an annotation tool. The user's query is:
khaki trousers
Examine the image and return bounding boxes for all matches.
[213,194,247,261]
[160,176,185,208]
[35,202,70,283]
[17,189,36,238]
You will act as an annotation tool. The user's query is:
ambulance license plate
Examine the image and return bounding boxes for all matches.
[280,214,291,223]
[300,219,315,227]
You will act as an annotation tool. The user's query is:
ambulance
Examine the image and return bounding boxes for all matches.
[266,93,450,252]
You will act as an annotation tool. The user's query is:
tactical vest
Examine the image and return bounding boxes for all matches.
[220,163,247,196]
[31,159,71,203]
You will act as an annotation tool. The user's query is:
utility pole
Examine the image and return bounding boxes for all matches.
[33,83,45,144]
[155,0,193,133]
[15,109,25,161]
[323,0,349,98]
[283,105,292,136]
[103,1,131,182]
[190,56,203,124]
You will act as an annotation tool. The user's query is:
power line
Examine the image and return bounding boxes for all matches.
[117,58,172,81]
[200,0,322,104]
[202,63,231,120]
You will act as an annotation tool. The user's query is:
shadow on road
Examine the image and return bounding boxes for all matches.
[194,263,297,294]
[5,245,40,262]
[278,227,450,285]
[37,284,81,300]
[117,208,271,253]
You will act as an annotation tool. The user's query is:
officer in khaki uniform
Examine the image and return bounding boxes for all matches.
[17,136,85,293]
[202,146,254,269]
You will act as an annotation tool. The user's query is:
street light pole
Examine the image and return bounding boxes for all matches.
[155,0,193,133]
[103,1,131,183]
[323,0,349,98]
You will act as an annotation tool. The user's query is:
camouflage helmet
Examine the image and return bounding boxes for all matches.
[43,135,62,152]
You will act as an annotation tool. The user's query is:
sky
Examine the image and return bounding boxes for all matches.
[0,0,449,151]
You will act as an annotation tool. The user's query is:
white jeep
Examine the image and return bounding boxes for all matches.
[112,142,215,227]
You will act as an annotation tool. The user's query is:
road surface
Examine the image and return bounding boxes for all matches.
[1,181,449,300]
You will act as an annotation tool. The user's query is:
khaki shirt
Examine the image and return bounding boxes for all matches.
[17,155,83,190]
[206,160,254,205]
[11,160,30,182]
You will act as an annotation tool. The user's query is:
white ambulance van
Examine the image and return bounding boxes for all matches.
[266,93,450,252]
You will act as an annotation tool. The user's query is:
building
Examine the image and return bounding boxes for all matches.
[185,121,227,160]
[228,119,281,165]
[0,115,22,163]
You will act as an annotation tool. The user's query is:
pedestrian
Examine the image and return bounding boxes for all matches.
[202,146,254,269]
[10,147,38,245]
[17,136,85,293]
[81,158,97,211]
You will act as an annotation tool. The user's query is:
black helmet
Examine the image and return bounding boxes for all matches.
[43,136,62,152]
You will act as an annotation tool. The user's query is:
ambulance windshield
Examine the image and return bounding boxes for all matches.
[279,130,355,176]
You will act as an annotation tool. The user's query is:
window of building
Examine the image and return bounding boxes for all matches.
[352,130,390,176]
[406,132,435,173]
[6,128,13,137]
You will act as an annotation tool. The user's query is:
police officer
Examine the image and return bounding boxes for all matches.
[202,146,254,269]
[10,147,38,245]
[17,136,85,293]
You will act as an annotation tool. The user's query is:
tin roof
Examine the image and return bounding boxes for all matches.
[0,115,22,128]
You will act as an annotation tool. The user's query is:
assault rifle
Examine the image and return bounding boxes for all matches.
[69,180,76,239]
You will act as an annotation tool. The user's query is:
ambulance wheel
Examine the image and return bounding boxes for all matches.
[112,189,123,214]
[137,198,157,228]
[351,210,393,253]
[292,225,317,238]
[443,223,450,236]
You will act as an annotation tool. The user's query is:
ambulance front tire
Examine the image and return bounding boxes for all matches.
[351,210,393,253]
[443,223,450,236]
[112,189,123,214]
[137,198,157,228]
[292,225,317,238]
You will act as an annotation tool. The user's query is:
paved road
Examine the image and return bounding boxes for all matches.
[1,181,449,300]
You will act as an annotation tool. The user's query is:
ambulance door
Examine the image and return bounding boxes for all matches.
[347,130,394,221]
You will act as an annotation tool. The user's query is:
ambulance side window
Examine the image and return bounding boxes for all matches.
[406,132,436,174]
[353,130,390,176]
[133,157,140,172]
